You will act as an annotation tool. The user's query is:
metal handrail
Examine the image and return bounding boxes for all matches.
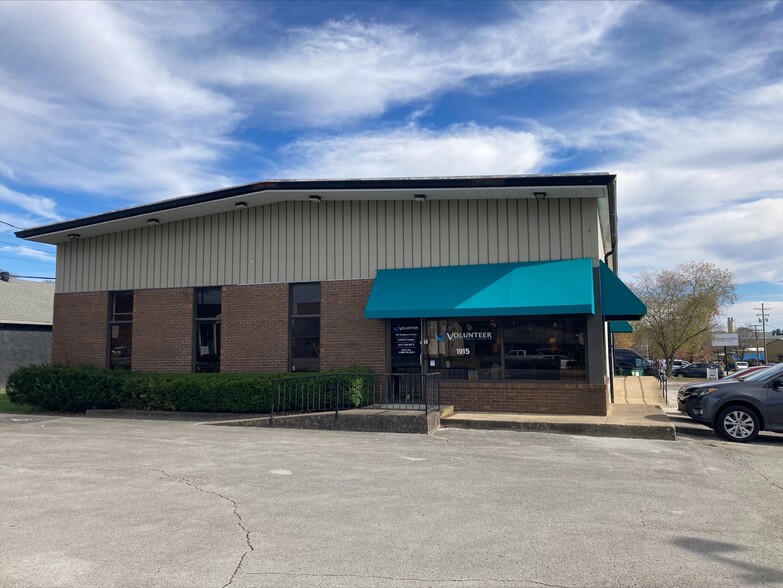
[269,372,441,424]
[270,372,375,423]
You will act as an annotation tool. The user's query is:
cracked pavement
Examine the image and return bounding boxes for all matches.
[1,415,782,587]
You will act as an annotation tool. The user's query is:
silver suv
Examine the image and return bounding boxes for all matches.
[677,362,783,442]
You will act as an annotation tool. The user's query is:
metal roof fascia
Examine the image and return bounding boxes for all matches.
[15,174,616,241]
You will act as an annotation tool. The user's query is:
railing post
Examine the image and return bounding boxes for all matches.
[423,373,428,413]
[335,375,339,420]
[270,381,276,427]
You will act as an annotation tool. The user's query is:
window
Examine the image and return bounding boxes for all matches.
[195,287,221,373]
[426,319,501,380]
[421,316,587,382]
[109,291,133,369]
[502,317,586,381]
[290,282,320,372]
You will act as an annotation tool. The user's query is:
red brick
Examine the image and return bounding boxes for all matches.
[222,284,288,372]
[52,292,109,367]
[320,279,386,373]
[440,381,607,416]
[133,288,193,372]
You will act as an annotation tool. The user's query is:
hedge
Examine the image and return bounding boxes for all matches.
[5,365,374,414]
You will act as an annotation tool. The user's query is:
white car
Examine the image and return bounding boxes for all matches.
[734,361,749,371]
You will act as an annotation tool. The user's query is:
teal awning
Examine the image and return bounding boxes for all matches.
[609,320,634,333]
[599,261,647,320]
[365,259,595,319]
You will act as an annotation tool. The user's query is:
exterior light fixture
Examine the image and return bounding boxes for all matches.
[414,194,427,202]
[309,195,322,203]
[147,218,160,225]
[67,233,80,241]
[534,192,547,200]
[235,201,248,209]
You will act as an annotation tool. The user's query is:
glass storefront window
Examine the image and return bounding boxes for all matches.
[426,319,502,381]
[409,316,587,382]
[502,318,586,381]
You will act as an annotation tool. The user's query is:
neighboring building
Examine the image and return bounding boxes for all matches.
[767,337,783,364]
[0,275,55,387]
[16,174,645,415]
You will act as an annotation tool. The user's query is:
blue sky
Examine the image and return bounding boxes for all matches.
[1,0,781,329]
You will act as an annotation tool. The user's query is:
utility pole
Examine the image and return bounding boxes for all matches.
[751,325,761,365]
[755,303,771,365]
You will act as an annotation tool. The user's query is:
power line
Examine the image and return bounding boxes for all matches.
[0,240,55,253]
[0,254,55,265]
[0,219,22,229]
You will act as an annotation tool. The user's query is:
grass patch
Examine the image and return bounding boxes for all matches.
[0,389,40,414]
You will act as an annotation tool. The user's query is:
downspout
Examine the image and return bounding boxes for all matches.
[604,250,616,403]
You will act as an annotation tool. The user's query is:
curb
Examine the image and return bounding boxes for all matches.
[84,409,268,422]
[442,418,677,441]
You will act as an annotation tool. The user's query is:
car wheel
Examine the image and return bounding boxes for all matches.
[716,405,760,442]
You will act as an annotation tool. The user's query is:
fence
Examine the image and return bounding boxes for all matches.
[270,372,441,421]
[374,372,441,412]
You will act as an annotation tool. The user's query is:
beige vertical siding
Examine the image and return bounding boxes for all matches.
[56,198,601,293]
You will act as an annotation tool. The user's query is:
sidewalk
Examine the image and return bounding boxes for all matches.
[442,376,676,440]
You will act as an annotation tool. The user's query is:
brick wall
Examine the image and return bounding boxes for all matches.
[440,380,608,416]
[52,292,108,367]
[321,279,386,373]
[132,288,194,372]
[222,283,289,372]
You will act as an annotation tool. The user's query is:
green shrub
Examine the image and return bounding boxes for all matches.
[5,365,374,414]
[272,368,375,413]
[6,365,129,412]
[124,372,285,413]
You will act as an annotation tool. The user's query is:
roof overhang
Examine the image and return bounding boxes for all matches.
[16,174,616,245]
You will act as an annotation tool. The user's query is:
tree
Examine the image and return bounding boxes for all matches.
[630,261,738,376]
[734,326,757,361]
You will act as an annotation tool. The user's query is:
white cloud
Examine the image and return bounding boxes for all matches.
[0,1,241,201]
[0,185,61,221]
[0,244,55,263]
[278,124,550,178]
[203,2,633,125]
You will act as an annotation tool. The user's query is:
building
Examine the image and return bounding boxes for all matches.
[0,274,55,387]
[767,337,783,364]
[16,174,645,415]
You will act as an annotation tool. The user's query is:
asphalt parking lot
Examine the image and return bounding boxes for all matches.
[1,415,782,587]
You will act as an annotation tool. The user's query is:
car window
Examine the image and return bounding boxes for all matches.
[742,363,783,382]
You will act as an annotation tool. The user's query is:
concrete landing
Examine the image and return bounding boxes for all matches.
[442,402,675,440]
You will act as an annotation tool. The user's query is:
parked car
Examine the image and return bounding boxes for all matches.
[672,362,725,379]
[722,365,770,381]
[672,359,690,370]
[613,348,659,376]
[677,362,783,441]
[734,361,749,371]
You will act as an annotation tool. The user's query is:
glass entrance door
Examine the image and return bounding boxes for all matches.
[389,319,423,404]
